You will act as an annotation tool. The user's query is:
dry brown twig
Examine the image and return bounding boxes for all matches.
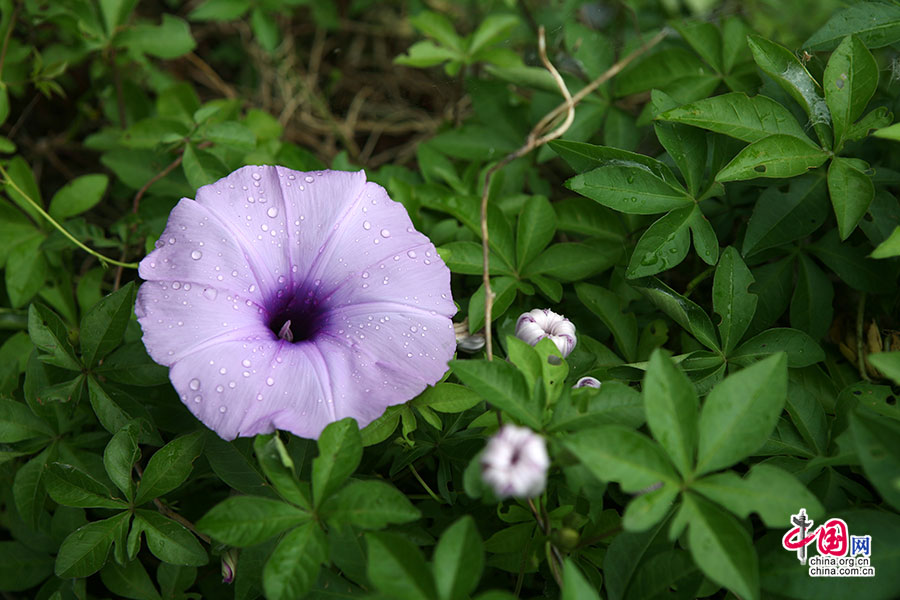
[480,28,668,360]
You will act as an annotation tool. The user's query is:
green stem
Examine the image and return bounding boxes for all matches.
[408,464,444,504]
[0,164,138,269]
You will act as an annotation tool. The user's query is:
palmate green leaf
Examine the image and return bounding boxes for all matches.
[13,445,55,528]
[202,121,256,150]
[45,462,128,509]
[48,174,109,220]
[103,420,140,501]
[321,479,420,530]
[516,195,556,270]
[562,425,680,492]
[0,541,54,592]
[643,350,699,477]
[468,14,519,57]
[625,205,692,279]
[549,381,645,432]
[80,281,136,368]
[849,408,900,511]
[828,157,874,240]
[412,382,482,414]
[394,41,460,68]
[3,155,44,224]
[437,241,509,276]
[622,483,679,533]
[549,140,682,187]
[0,398,53,443]
[95,341,170,386]
[809,228,892,294]
[566,165,693,215]
[631,278,719,352]
[575,283,638,362]
[182,143,229,188]
[804,1,900,50]
[747,35,831,148]
[468,276,517,333]
[56,511,130,578]
[790,254,834,341]
[730,328,824,368]
[824,35,878,148]
[671,20,723,71]
[657,92,809,143]
[683,493,759,600]
[253,434,309,509]
[432,516,484,600]
[741,173,828,257]
[449,358,539,428]
[197,496,310,546]
[133,510,207,566]
[263,522,327,600]
[366,532,437,600]
[616,46,715,98]
[523,239,621,282]
[204,435,276,498]
[785,378,829,455]
[603,517,669,600]
[135,430,205,505]
[691,463,824,527]
[713,246,757,354]
[695,353,787,476]
[689,208,719,266]
[625,549,703,600]
[100,559,161,600]
[312,418,362,507]
[715,135,829,182]
[6,234,48,308]
[651,90,707,197]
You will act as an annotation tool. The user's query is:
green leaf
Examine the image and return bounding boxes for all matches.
[366,532,437,600]
[203,121,256,150]
[94,341,170,386]
[117,14,196,59]
[55,512,130,578]
[104,420,141,501]
[13,446,55,528]
[683,493,759,600]
[643,350,699,477]
[516,195,556,270]
[632,277,719,352]
[790,254,833,341]
[322,479,420,529]
[869,351,900,384]
[845,106,892,142]
[827,157,874,240]
[562,425,679,492]
[250,7,279,53]
[824,35,878,147]
[849,408,900,511]
[616,47,714,97]
[622,483,678,532]
[626,205,693,279]
[651,90,708,196]
[409,10,462,50]
[809,228,890,294]
[549,381,645,432]
[713,246,757,354]
[433,516,484,600]
[28,303,80,371]
[45,462,128,509]
[48,174,109,220]
[671,20,723,71]
[262,522,327,600]
[804,2,900,50]
[394,41,460,68]
[80,282,136,368]
[550,141,682,187]
[741,174,828,256]
[6,234,48,308]
[730,328,824,368]
[135,431,205,505]
[715,135,829,182]
[437,241,508,275]
[467,276,518,333]
[468,14,519,56]
[133,510,207,566]
[3,156,44,224]
[689,208,719,265]
[0,398,53,443]
[561,560,601,600]
[523,240,620,282]
[747,35,831,146]
[412,382,482,414]
[312,418,362,507]
[691,463,824,527]
[100,559,162,600]
[253,434,309,508]
[657,93,810,142]
[449,359,539,428]
[197,496,310,546]
[870,226,900,259]
[567,166,693,215]
[695,353,787,475]
[575,283,638,362]
[0,541,54,592]
[181,143,228,188]
[188,0,251,21]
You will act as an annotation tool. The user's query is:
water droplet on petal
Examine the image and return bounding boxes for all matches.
[171,282,181,290]
[267,207,278,218]
[242,359,251,368]
[363,221,371,230]
[407,250,417,258]
[203,288,218,300]
[191,250,202,260]
[380,229,390,238]
[193,395,202,403]
[219,406,227,413]
[252,173,261,181]
[168,237,176,244]
[266,377,275,386]
[189,378,200,390]
[305,176,314,183]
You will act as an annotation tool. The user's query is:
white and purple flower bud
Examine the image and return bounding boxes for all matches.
[515,308,576,357]
[480,424,549,499]
[221,548,238,584]
[574,376,602,389]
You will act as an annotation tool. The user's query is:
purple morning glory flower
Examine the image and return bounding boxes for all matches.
[135,166,456,440]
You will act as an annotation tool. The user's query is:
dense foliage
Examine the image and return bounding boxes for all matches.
[1,1,899,599]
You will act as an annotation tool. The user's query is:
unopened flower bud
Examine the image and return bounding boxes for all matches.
[515,309,576,357]
[481,424,549,499]
[455,319,486,353]
[574,376,601,389]
[222,548,238,584]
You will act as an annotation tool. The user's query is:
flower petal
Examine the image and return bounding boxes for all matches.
[139,198,263,303]
[135,280,268,366]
